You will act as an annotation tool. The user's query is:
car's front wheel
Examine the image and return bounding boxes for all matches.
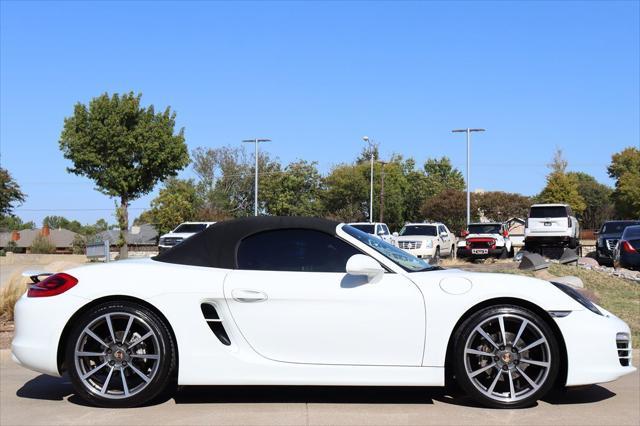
[453,305,559,408]
[65,301,177,407]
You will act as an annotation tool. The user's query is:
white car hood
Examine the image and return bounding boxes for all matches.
[160,232,197,239]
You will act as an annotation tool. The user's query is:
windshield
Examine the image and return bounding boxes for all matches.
[349,224,375,234]
[173,223,208,233]
[468,224,501,234]
[529,206,567,218]
[601,221,640,234]
[343,225,435,272]
[399,225,438,236]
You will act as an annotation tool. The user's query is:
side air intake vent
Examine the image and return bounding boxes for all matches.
[200,303,231,346]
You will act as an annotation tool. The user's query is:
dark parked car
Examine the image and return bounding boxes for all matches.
[595,220,640,265]
[613,225,640,270]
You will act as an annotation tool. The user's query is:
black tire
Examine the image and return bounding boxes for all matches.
[450,245,456,259]
[65,301,177,408]
[453,305,559,409]
[433,247,441,265]
[499,247,508,259]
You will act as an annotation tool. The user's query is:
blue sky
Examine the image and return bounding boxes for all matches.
[1,0,639,225]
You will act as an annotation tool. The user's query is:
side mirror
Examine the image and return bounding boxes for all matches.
[392,232,399,237]
[440,232,448,237]
[346,254,385,280]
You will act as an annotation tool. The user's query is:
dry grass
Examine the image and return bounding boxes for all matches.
[0,274,29,323]
[496,264,640,347]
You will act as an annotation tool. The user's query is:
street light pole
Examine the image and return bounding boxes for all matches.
[451,128,485,227]
[378,160,388,223]
[362,136,375,223]
[242,138,271,216]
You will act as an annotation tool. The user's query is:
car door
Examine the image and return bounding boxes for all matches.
[224,229,426,366]
[438,225,451,255]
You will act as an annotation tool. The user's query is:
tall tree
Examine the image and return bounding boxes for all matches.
[538,149,586,214]
[59,92,189,258]
[321,163,369,222]
[423,156,465,198]
[567,172,614,229]
[137,178,201,235]
[607,147,640,218]
[262,160,323,216]
[0,167,26,217]
[422,189,478,235]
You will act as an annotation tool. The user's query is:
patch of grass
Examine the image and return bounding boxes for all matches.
[496,264,640,347]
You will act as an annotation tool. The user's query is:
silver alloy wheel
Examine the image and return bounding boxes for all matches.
[73,312,161,399]
[463,313,551,403]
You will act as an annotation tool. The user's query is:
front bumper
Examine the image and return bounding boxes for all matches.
[400,247,437,259]
[457,247,504,259]
[11,292,89,377]
[556,307,636,386]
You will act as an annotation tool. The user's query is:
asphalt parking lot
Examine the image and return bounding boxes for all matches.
[1,350,638,426]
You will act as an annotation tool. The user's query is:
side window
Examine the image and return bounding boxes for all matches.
[438,225,446,235]
[382,225,390,235]
[237,229,361,272]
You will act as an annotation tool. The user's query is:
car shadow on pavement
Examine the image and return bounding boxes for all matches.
[16,375,616,408]
[16,374,74,401]
[172,386,439,405]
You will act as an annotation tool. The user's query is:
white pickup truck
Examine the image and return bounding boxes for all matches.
[524,203,580,252]
[158,222,216,253]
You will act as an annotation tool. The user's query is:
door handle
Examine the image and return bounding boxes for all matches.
[232,289,268,303]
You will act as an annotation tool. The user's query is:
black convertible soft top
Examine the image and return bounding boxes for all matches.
[153,216,340,269]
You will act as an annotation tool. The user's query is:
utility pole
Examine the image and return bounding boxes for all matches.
[378,160,388,223]
[362,136,375,223]
[242,138,271,216]
[451,128,485,226]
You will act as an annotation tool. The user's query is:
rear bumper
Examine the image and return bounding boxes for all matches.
[11,292,89,377]
[524,236,575,246]
[620,252,640,268]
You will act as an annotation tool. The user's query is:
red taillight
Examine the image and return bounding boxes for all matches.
[621,241,637,253]
[27,273,78,297]
[461,230,469,237]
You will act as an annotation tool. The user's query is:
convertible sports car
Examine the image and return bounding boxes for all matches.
[12,217,634,408]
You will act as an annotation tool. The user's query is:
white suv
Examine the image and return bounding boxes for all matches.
[347,222,393,243]
[457,222,514,259]
[524,204,580,250]
[394,222,456,262]
[158,222,216,253]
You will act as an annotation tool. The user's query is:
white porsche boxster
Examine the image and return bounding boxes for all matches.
[12,217,634,408]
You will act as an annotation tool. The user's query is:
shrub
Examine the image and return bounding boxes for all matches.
[0,274,29,322]
[71,234,86,255]
[30,234,56,254]
[5,240,18,253]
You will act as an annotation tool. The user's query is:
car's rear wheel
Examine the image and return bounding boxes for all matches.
[66,301,176,407]
[453,305,559,408]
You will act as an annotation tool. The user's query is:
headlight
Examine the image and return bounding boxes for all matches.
[550,281,602,316]
[159,238,165,245]
[424,240,433,248]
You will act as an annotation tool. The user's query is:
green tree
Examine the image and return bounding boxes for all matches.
[538,149,586,214]
[59,92,189,258]
[423,157,465,198]
[607,147,640,218]
[138,178,201,235]
[42,215,83,233]
[0,167,26,216]
[421,189,478,235]
[0,215,35,231]
[262,160,323,216]
[567,172,614,229]
[321,163,369,222]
